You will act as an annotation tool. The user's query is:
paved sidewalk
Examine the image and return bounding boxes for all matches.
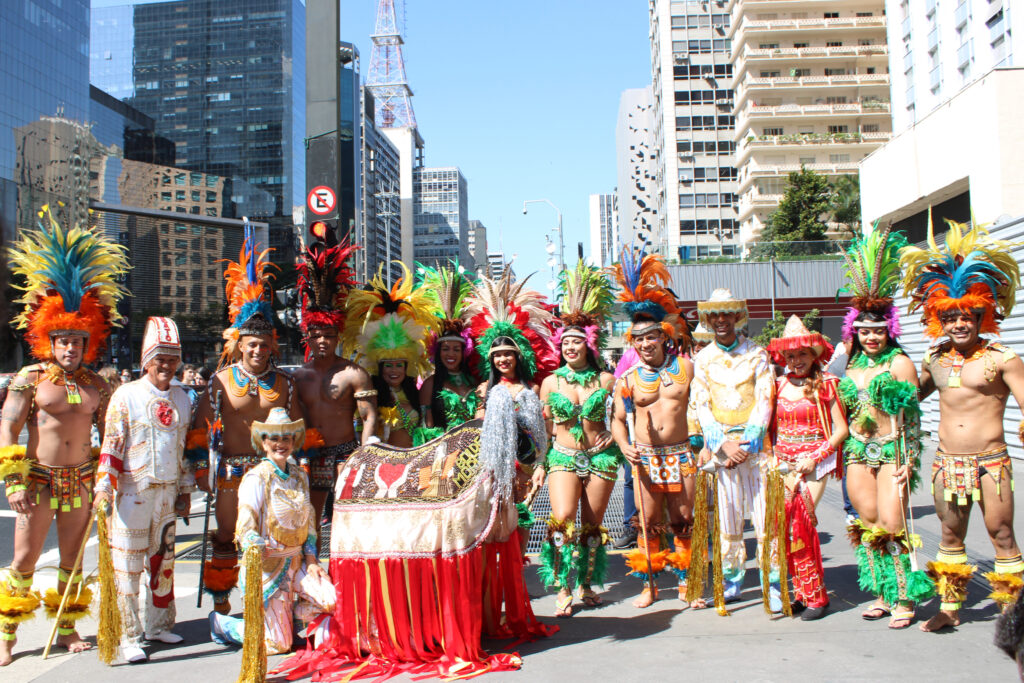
[4,445,1021,682]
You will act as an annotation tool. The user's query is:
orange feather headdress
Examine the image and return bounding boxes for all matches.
[8,206,129,364]
[218,222,279,367]
[611,245,688,347]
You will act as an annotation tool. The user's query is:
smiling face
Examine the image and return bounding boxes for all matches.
[381,359,407,387]
[240,334,273,373]
[856,326,888,355]
[782,347,817,377]
[261,433,295,459]
[51,334,86,372]
[492,349,518,378]
[306,327,339,359]
[707,311,738,345]
[439,340,464,372]
[940,310,980,350]
[561,335,588,368]
[632,328,667,367]
[146,353,181,388]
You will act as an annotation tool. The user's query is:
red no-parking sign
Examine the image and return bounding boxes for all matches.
[307,185,336,216]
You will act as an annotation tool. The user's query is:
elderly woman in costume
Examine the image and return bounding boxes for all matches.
[416,262,479,443]
[838,225,934,630]
[767,316,848,620]
[900,220,1024,632]
[342,264,436,447]
[209,408,334,662]
[537,262,620,617]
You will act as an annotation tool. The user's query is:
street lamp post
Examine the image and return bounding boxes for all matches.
[523,199,564,273]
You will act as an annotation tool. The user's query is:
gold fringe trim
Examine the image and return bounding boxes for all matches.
[685,470,710,603]
[237,544,266,683]
[95,505,120,665]
[760,468,791,616]
[42,588,93,621]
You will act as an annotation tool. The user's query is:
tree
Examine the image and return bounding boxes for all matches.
[756,167,833,257]
[752,308,820,347]
[830,174,861,240]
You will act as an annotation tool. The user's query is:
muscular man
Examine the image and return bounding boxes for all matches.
[690,289,774,606]
[900,222,1024,631]
[0,218,127,665]
[610,247,694,608]
[188,235,300,614]
[94,318,194,663]
[293,325,378,546]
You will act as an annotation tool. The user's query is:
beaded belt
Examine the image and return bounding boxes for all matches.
[28,460,95,511]
[778,432,825,444]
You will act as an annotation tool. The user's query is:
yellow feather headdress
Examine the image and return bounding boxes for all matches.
[899,211,1020,339]
[8,206,129,364]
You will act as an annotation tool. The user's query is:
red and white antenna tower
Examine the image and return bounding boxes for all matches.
[367,0,416,129]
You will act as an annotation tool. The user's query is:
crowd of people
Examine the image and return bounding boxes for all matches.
[2,207,1024,677]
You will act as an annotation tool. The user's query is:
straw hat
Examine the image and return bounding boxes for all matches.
[250,407,305,454]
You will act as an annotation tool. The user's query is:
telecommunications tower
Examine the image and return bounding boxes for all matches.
[367,0,416,129]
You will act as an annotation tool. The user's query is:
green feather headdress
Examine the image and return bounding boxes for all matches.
[555,260,616,353]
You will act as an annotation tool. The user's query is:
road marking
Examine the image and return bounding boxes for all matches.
[0,510,17,517]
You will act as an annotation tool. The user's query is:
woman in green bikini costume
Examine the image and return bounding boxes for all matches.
[416,263,479,444]
[537,262,621,617]
[838,225,934,630]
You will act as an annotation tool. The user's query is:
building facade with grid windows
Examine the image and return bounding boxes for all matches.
[413,166,469,270]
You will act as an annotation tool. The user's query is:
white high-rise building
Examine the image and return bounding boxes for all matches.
[861,1,1024,233]
[413,166,469,269]
[467,219,487,272]
[728,0,892,243]
[650,0,741,261]
[616,87,661,250]
[588,194,619,267]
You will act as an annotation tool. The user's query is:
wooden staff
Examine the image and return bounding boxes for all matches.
[42,513,96,659]
[622,385,657,598]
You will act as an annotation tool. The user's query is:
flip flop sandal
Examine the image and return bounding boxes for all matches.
[889,608,915,629]
[862,603,891,621]
[555,594,574,617]
[579,587,603,607]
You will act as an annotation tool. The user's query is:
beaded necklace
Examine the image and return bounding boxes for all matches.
[43,363,92,405]
[389,388,418,433]
[632,354,688,394]
[936,341,995,387]
[228,363,281,401]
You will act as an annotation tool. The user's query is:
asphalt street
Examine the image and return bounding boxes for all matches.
[2,444,1021,682]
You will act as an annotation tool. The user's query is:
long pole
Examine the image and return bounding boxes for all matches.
[42,515,96,659]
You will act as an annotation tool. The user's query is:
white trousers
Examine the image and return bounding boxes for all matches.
[109,483,179,647]
[715,457,767,579]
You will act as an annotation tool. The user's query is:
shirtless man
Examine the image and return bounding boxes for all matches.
[918,312,1024,630]
[192,328,300,613]
[610,249,695,609]
[690,289,774,606]
[1,336,110,664]
[293,325,378,547]
[0,218,127,666]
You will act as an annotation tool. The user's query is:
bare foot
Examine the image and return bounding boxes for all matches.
[632,587,657,608]
[920,610,960,632]
[56,631,92,653]
[690,598,708,609]
[0,637,15,666]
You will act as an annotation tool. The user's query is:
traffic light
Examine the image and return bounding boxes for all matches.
[309,219,338,246]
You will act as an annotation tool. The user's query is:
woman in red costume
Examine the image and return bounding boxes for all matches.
[768,315,848,620]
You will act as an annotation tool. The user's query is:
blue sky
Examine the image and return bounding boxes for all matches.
[92,0,652,288]
[344,1,651,286]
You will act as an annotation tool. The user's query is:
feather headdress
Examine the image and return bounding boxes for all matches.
[297,240,359,333]
[219,222,278,366]
[612,245,689,346]
[8,206,129,364]
[839,222,907,340]
[464,270,557,381]
[341,262,436,378]
[899,214,1020,339]
[553,260,616,357]
[417,260,476,355]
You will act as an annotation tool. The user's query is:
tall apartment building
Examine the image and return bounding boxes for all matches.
[467,220,488,273]
[91,0,305,265]
[487,251,515,281]
[413,167,469,269]
[616,87,661,250]
[589,194,619,267]
[861,1,1024,235]
[650,0,740,261]
[728,0,891,242]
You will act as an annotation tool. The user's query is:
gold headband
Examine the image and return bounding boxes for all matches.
[488,341,521,357]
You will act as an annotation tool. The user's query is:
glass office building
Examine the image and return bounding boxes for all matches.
[92,0,305,265]
[413,167,469,270]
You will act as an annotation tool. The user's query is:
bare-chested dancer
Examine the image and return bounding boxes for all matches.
[610,247,696,609]
[0,217,127,665]
[188,233,300,614]
[900,222,1024,631]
